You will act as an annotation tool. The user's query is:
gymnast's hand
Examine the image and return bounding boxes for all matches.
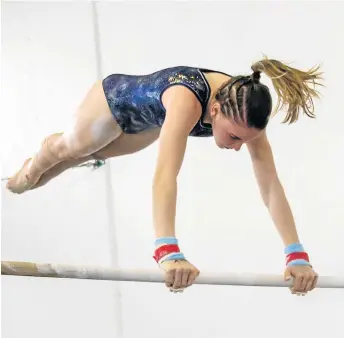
[284,265,318,296]
[159,259,200,293]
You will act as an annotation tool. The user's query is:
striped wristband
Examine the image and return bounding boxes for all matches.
[284,243,311,267]
[153,237,186,264]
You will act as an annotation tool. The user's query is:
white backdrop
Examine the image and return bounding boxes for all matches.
[1,1,344,338]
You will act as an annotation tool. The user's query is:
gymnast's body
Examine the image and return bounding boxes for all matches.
[6,57,323,295]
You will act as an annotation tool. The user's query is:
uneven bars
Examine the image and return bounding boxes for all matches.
[2,260,343,288]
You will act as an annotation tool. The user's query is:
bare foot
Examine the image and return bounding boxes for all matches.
[6,158,42,194]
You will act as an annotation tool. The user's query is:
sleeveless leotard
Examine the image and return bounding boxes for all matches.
[102,66,231,137]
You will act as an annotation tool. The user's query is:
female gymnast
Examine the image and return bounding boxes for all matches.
[6,56,323,295]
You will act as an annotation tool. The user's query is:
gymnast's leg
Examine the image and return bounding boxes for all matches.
[28,156,95,190]
[29,128,161,190]
[6,80,123,194]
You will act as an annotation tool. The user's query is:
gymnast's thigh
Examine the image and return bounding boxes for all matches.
[93,128,161,159]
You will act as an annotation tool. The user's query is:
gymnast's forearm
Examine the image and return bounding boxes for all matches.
[265,178,300,247]
[152,178,178,238]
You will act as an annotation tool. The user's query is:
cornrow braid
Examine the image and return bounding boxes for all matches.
[215,75,252,124]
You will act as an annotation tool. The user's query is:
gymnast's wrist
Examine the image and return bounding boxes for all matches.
[284,243,312,267]
[153,237,186,265]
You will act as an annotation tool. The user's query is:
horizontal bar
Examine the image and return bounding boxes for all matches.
[2,261,344,288]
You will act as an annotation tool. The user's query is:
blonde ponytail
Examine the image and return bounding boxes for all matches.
[251,55,324,123]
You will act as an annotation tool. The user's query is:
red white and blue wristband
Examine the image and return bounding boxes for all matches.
[284,243,312,267]
[153,237,186,265]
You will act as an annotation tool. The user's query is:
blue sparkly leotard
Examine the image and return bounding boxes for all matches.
[102,66,231,137]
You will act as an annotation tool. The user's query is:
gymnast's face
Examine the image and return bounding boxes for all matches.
[209,103,263,151]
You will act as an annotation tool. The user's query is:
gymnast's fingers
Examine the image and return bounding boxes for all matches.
[180,268,190,288]
[164,268,175,288]
[172,267,183,290]
[310,273,319,291]
[187,269,200,287]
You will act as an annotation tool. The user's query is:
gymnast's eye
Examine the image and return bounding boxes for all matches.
[229,134,241,141]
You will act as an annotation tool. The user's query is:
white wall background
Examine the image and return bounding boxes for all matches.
[1,1,344,338]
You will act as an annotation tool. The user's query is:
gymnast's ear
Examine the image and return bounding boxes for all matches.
[209,101,222,119]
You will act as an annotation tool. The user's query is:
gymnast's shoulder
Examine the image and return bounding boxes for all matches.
[161,85,202,120]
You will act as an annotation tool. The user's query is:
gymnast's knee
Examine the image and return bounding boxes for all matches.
[46,132,107,161]
[44,133,81,161]
[62,138,97,160]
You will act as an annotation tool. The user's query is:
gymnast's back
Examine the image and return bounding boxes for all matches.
[102,66,230,137]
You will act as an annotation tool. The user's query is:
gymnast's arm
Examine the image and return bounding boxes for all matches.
[152,86,202,238]
[246,130,301,246]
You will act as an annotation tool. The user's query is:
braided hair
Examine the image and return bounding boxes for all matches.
[214,56,323,129]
